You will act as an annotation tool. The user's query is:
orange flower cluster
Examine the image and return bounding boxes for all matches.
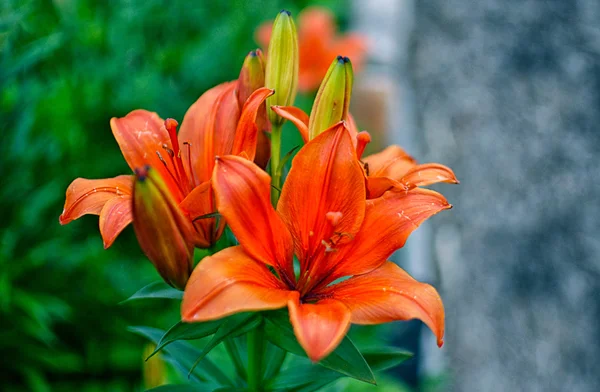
[60,9,457,362]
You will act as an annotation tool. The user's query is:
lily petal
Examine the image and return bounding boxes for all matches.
[278,122,365,267]
[231,87,274,160]
[60,175,133,224]
[179,82,238,183]
[99,196,133,249]
[400,163,459,189]
[325,188,451,282]
[271,106,309,143]
[366,176,406,199]
[362,145,417,179]
[179,180,217,248]
[182,246,294,322]
[110,110,173,174]
[212,156,294,281]
[324,261,445,347]
[288,298,351,362]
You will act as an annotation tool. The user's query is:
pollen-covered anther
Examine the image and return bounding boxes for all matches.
[356,131,371,160]
[162,144,175,157]
[321,239,337,253]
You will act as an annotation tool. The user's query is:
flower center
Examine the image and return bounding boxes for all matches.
[155,119,196,195]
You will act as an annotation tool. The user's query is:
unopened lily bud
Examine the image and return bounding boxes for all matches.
[238,49,266,104]
[308,56,354,140]
[132,165,194,290]
[265,10,299,126]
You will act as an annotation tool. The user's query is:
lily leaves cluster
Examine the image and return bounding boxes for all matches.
[59,8,458,391]
[125,283,412,391]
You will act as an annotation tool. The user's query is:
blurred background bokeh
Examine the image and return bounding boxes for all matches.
[1,0,598,391]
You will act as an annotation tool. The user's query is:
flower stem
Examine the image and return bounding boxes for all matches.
[270,122,282,206]
[247,326,264,391]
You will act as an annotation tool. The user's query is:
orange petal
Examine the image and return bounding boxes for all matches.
[254,128,271,169]
[324,261,445,347]
[271,106,309,143]
[179,82,238,183]
[231,87,274,160]
[325,188,451,282]
[109,110,178,187]
[399,163,459,189]
[255,21,273,49]
[182,246,295,322]
[288,298,351,362]
[298,7,336,48]
[212,156,294,282]
[331,35,368,71]
[60,175,133,224]
[366,176,407,199]
[278,122,366,268]
[179,180,217,248]
[99,196,133,249]
[363,145,417,179]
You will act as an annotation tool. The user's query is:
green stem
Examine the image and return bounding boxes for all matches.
[247,326,264,391]
[270,122,282,206]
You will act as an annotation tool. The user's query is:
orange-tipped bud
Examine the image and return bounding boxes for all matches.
[308,56,354,140]
[132,165,194,290]
[238,49,266,104]
[265,10,299,126]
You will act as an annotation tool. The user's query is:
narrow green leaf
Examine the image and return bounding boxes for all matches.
[264,311,375,384]
[128,326,232,387]
[147,320,223,359]
[188,313,260,376]
[276,145,299,174]
[224,338,247,381]
[192,211,220,222]
[120,281,182,303]
[146,385,201,392]
[267,363,342,391]
[362,348,413,372]
[263,342,287,381]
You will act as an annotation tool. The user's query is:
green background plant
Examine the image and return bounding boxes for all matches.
[0,1,429,390]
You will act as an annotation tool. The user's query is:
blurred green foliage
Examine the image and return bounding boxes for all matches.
[0,0,352,390]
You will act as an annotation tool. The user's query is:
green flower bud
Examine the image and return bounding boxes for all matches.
[237,49,266,105]
[265,10,299,126]
[308,56,354,140]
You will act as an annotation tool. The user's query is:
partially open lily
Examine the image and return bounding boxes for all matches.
[272,102,458,199]
[60,52,272,251]
[256,6,367,93]
[182,123,449,362]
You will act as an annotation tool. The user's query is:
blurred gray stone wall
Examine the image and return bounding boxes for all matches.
[412,1,600,391]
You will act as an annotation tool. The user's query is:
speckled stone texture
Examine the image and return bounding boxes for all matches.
[412,1,600,391]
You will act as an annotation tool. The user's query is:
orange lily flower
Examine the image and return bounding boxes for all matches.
[270,106,458,199]
[256,7,367,93]
[182,123,450,362]
[59,57,273,249]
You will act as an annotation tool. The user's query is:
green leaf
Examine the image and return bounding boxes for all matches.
[362,348,413,372]
[267,363,342,391]
[277,145,299,174]
[264,311,375,384]
[188,313,260,375]
[263,342,287,381]
[128,326,231,387]
[147,320,224,359]
[146,385,201,392]
[120,281,182,303]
